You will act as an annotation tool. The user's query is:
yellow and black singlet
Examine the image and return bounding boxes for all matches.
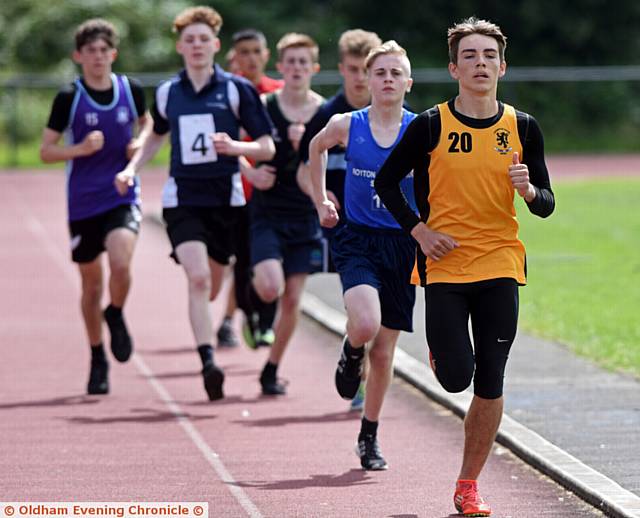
[374,99,555,287]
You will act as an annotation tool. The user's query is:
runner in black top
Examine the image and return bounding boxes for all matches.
[374,18,555,517]
[242,33,324,396]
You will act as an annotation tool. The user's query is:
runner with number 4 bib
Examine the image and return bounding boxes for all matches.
[116,6,274,402]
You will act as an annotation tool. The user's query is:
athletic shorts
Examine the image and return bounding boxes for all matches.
[317,223,342,274]
[162,206,241,265]
[250,209,323,276]
[68,204,141,263]
[330,223,416,332]
[425,277,519,399]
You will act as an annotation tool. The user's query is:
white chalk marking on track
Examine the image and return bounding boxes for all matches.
[13,187,264,518]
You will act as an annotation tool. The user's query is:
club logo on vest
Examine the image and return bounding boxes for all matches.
[493,127,512,154]
[116,107,130,125]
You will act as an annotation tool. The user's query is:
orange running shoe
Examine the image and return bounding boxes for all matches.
[454,480,491,517]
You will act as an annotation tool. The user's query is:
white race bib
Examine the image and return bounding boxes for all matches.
[179,114,218,165]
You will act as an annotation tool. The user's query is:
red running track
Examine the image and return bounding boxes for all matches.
[0,171,605,517]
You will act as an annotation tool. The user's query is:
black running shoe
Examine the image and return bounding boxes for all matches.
[217,318,238,348]
[335,337,364,400]
[356,435,388,471]
[103,306,132,362]
[259,370,287,396]
[202,361,225,401]
[87,360,109,395]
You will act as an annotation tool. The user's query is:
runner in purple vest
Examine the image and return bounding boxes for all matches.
[40,19,147,396]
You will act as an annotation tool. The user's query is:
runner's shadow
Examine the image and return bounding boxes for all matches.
[388,515,419,518]
[137,346,195,355]
[0,395,101,410]
[233,411,361,427]
[64,407,217,425]
[149,370,200,380]
[231,469,373,490]
[177,395,264,406]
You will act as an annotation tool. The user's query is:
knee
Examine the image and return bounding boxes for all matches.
[188,271,211,294]
[348,315,379,345]
[254,277,281,303]
[433,354,475,394]
[368,344,393,369]
[109,260,130,281]
[82,281,102,303]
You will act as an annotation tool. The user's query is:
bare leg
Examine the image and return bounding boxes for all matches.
[363,326,400,422]
[458,395,504,480]
[78,258,103,345]
[267,273,307,364]
[175,242,217,345]
[105,228,137,307]
[344,284,381,347]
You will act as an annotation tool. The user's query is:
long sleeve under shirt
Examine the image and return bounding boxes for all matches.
[375,99,555,234]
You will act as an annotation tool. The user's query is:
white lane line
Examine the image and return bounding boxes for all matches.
[14,189,263,518]
[133,355,263,518]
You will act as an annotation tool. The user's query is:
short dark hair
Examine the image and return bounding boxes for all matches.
[447,17,507,64]
[231,28,267,47]
[75,19,118,50]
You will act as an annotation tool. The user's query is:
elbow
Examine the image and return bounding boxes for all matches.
[261,139,276,161]
[39,147,53,163]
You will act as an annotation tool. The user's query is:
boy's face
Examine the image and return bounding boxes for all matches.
[449,33,505,93]
[339,54,369,102]
[176,23,220,70]
[367,53,412,105]
[73,38,117,77]
[233,39,270,82]
[276,47,318,88]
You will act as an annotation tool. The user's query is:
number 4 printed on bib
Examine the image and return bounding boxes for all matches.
[179,113,218,165]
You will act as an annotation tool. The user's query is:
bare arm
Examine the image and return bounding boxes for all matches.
[126,113,150,159]
[40,128,104,163]
[211,133,275,162]
[114,129,166,195]
[296,161,312,196]
[308,113,350,227]
[239,156,276,191]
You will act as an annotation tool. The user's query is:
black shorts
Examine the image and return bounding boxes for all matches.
[163,206,241,265]
[425,278,519,399]
[68,204,141,263]
[331,223,416,332]
[250,209,323,276]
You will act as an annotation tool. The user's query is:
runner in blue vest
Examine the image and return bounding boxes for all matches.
[116,6,274,401]
[309,41,418,470]
[41,19,147,395]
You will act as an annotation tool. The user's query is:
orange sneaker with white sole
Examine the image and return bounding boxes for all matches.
[454,480,491,517]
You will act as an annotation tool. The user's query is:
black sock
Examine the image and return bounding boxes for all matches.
[261,361,278,380]
[222,315,232,325]
[197,344,213,366]
[344,337,365,359]
[358,416,378,441]
[90,343,106,363]
[258,300,277,333]
[105,304,122,318]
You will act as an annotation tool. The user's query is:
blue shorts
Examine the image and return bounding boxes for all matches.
[331,223,416,332]
[250,209,323,276]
